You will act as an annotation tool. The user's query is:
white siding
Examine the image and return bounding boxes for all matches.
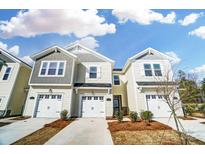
[0,63,20,111]
[23,86,73,117]
[133,59,173,82]
[125,64,138,111]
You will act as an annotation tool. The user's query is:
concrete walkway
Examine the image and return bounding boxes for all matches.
[45,118,113,145]
[0,118,56,145]
[155,117,205,142]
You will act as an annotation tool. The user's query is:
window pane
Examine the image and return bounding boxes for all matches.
[144,64,151,69]
[114,75,120,85]
[146,95,151,100]
[153,64,160,69]
[58,69,63,75]
[151,95,156,99]
[59,62,64,69]
[155,70,162,76]
[145,70,152,76]
[48,69,56,75]
[90,67,97,72]
[40,69,46,75]
[49,62,57,68]
[5,67,11,73]
[42,62,48,68]
[2,74,9,80]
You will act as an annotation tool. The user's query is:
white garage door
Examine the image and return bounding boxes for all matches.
[81,96,105,118]
[35,94,63,118]
[146,95,172,118]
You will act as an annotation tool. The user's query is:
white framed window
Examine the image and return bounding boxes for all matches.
[153,64,162,76]
[113,75,120,85]
[2,67,12,80]
[144,64,152,76]
[89,66,97,79]
[39,61,66,77]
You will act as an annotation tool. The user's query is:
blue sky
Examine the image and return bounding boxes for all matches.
[0,9,205,79]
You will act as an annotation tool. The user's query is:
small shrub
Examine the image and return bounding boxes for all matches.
[60,110,68,120]
[140,110,153,122]
[115,111,124,122]
[129,111,139,122]
[199,103,205,111]
[184,105,194,116]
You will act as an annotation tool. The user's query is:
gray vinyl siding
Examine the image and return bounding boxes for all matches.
[76,53,105,62]
[0,53,15,63]
[30,51,74,84]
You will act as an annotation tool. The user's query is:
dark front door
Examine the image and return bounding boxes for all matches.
[113,95,122,116]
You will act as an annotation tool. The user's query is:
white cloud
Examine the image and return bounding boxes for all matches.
[189,26,205,39]
[189,64,205,79]
[77,36,99,50]
[179,13,203,26]
[0,41,20,56]
[0,9,116,38]
[165,51,181,65]
[112,9,176,25]
[21,56,33,65]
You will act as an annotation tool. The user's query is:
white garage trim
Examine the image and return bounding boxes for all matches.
[80,94,106,118]
[145,94,172,118]
[34,93,63,118]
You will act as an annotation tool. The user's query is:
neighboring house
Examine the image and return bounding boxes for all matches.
[122,48,183,117]
[23,43,114,118]
[23,44,183,118]
[0,48,32,117]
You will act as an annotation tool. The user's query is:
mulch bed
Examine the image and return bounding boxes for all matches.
[12,119,75,145]
[178,116,196,120]
[10,116,31,120]
[0,122,11,127]
[108,120,205,145]
[108,120,172,132]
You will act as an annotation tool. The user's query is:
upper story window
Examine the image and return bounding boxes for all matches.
[113,75,120,85]
[153,64,162,76]
[89,66,97,79]
[144,64,152,76]
[39,61,66,77]
[2,67,12,80]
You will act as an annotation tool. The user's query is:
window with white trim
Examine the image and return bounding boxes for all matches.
[113,75,120,85]
[153,64,162,76]
[144,64,152,76]
[89,66,97,79]
[39,61,66,77]
[2,67,12,80]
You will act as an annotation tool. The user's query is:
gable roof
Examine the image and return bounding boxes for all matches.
[31,45,77,61]
[123,47,175,72]
[65,42,115,65]
[0,48,32,68]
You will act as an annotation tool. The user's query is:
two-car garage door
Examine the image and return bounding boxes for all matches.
[146,94,172,118]
[35,94,63,118]
[81,96,105,118]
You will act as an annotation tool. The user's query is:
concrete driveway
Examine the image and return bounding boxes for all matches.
[155,117,205,142]
[0,118,56,145]
[45,118,113,145]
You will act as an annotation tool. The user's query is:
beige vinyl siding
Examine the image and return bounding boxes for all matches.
[7,65,31,115]
[75,62,112,84]
[125,64,138,112]
[112,73,128,108]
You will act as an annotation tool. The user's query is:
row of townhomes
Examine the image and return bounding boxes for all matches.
[0,42,183,118]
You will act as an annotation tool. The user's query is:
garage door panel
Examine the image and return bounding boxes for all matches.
[81,96,105,118]
[146,94,172,118]
[36,94,63,118]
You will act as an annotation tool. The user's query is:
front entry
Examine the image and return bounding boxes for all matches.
[113,95,122,116]
[81,96,105,118]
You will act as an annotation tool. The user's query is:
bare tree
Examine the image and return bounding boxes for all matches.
[153,67,190,144]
